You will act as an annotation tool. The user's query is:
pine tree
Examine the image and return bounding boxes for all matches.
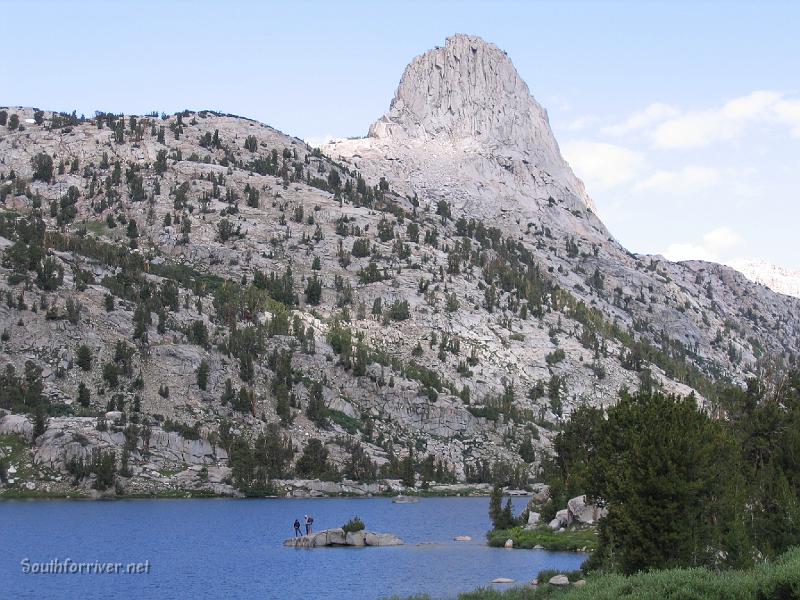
[306,381,327,425]
[401,447,415,488]
[587,391,745,574]
[154,149,168,175]
[31,153,54,182]
[220,378,235,405]
[519,435,535,463]
[296,439,332,478]
[304,275,322,305]
[489,484,503,528]
[76,344,92,371]
[197,360,209,391]
[77,382,91,407]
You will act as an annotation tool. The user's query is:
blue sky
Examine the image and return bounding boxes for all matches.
[2,1,798,268]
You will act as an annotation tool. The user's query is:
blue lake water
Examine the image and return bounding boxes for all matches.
[0,496,586,599]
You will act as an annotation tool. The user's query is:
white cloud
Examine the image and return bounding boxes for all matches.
[774,99,800,136]
[597,91,800,149]
[566,116,597,131]
[561,140,646,189]
[651,91,785,148]
[602,103,679,136]
[304,133,336,148]
[664,242,717,262]
[663,226,743,262]
[633,165,721,195]
[704,226,743,252]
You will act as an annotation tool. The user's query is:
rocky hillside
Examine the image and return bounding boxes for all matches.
[1,34,798,497]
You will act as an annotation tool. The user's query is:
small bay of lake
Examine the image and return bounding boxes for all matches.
[1,496,586,599]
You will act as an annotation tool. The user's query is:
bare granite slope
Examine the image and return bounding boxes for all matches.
[0,35,798,497]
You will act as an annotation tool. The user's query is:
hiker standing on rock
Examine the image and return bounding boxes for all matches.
[293,519,302,537]
[305,514,314,535]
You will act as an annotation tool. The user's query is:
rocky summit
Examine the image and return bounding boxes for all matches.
[328,34,595,218]
[0,34,798,498]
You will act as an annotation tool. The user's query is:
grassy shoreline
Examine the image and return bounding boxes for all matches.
[487,525,598,553]
[453,546,800,599]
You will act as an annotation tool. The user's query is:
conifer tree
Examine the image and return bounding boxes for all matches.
[197,360,209,391]
[76,345,92,371]
[587,392,745,574]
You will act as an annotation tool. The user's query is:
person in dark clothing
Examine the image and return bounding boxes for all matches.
[293,519,302,537]
[305,514,314,535]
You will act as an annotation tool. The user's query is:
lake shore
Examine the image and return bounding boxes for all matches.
[0,478,527,500]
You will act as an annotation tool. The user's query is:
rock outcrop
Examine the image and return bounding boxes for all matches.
[0,413,34,442]
[326,34,597,221]
[367,34,593,208]
[284,528,403,548]
[568,494,608,525]
[548,494,607,530]
[525,510,541,529]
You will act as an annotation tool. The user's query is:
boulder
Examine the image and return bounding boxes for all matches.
[284,536,314,548]
[548,508,572,530]
[104,411,124,423]
[364,532,403,546]
[567,495,608,525]
[0,414,34,442]
[548,575,570,586]
[573,580,587,588]
[530,483,550,505]
[345,531,366,546]
[392,495,420,504]
[327,528,347,545]
[556,508,571,527]
[525,511,541,529]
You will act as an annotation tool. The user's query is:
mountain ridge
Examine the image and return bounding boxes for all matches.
[0,35,797,498]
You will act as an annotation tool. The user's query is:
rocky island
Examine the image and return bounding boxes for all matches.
[284,528,403,548]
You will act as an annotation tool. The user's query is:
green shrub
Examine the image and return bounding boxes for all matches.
[342,516,365,533]
[328,409,360,434]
